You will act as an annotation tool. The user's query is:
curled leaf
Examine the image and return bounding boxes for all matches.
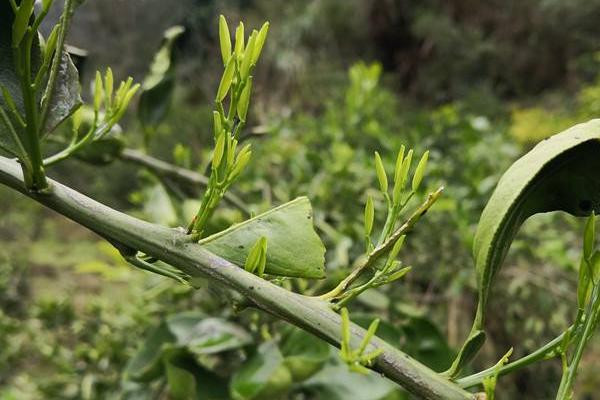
[451,119,600,376]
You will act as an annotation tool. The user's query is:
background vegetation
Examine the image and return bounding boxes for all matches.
[3,0,600,398]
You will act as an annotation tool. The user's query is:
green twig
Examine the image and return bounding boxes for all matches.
[319,186,443,301]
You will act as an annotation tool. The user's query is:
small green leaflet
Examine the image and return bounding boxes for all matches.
[200,197,326,279]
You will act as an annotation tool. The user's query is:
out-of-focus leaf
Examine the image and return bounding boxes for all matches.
[124,322,175,382]
[166,312,252,355]
[230,341,292,400]
[138,25,184,129]
[401,317,454,372]
[75,132,125,165]
[200,197,326,279]
[163,349,197,400]
[352,315,401,346]
[302,360,407,400]
[141,183,178,226]
[280,327,330,382]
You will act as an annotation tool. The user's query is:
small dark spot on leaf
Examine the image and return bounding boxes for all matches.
[238,245,244,249]
[249,286,254,290]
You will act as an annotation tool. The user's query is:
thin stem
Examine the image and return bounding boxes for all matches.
[15,31,46,189]
[319,187,443,301]
[556,284,600,399]
[457,327,573,388]
[0,155,473,400]
[0,107,29,161]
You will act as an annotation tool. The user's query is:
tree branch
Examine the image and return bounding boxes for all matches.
[0,155,473,400]
[119,148,249,215]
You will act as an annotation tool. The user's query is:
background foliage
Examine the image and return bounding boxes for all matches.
[3,0,600,398]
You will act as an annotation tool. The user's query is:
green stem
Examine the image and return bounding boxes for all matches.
[15,32,46,190]
[556,285,600,399]
[0,155,473,400]
[457,327,573,389]
[320,187,443,301]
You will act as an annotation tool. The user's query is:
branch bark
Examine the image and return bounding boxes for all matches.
[0,155,474,400]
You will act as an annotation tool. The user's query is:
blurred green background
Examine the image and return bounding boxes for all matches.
[3,0,600,398]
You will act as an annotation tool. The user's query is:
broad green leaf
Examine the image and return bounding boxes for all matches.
[280,327,330,382]
[123,322,176,382]
[200,197,326,279]
[138,25,184,129]
[230,341,292,400]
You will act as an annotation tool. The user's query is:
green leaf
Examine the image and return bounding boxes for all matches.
[42,52,83,136]
[141,183,178,227]
[137,25,184,129]
[374,151,387,193]
[230,341,292,400]
[234,22,245,59]
[43,23,60,66]
[167,312,252,355]
[200,197,326,279]
[450,120,600,376]
[212,132,225,169]
[411,150,429,192]
[302,361,406,400]
[240,30,257,79]
[280,327,330,382]
[251,22,269,65]
[217,57,236,102]
[123,322,176,382]
[237,77,252,122]
[218,15,231,66]
[474,120,600,327]
[163,349,197,400]
[364,195,374,237]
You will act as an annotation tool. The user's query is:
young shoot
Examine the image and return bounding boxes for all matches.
[320,147,436,306]
[187,16,269,237]
[44,68,139,166]
[339,308,383,374]
[244,236,268,278]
